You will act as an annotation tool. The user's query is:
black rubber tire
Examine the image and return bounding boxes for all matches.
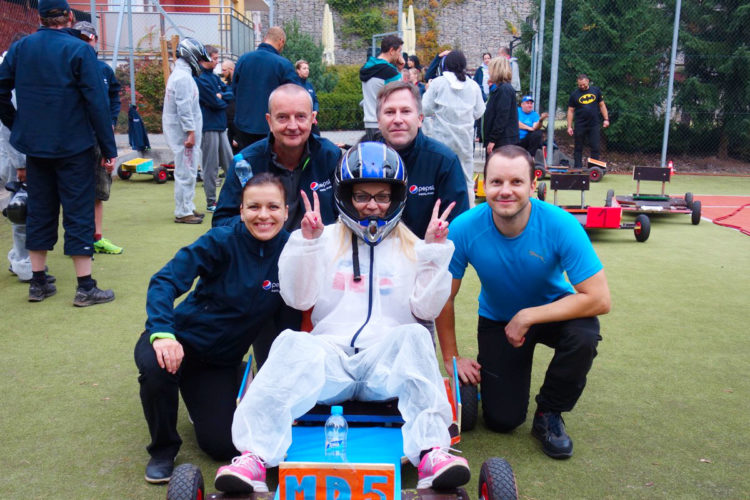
[634,214,651,242]
[684,192,694,209]
[154,166,168,184]
[536,182,547,202]
[605,189,615,207]
[116,164,132,180]
[533,165,546,180]
[478,457,518,500]
[588,166,604,182]
[691,200,702,225]
[459,383,478,432]
[166,464,204,500]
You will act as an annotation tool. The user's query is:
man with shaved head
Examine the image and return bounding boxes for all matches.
[232,26,300,150]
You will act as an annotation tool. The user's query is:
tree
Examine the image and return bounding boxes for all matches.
[676,0,750,160]
[282,19,338,93]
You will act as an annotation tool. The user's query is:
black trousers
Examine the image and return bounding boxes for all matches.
[134,332,240,461]
[476,315,601,432]
[234,129,267,152]
[518,130,544,157]
[573,123,601,169]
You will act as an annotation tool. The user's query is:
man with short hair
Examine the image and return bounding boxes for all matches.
[195,44,233,212]
[0,0,117,306]
[360,34,404,140]
[213,83,341,366]
[436,145,611,459]
[220,60,239,153]
[232,27,299,150]
[295,59,320,136]
[517,95,548,156]
[375,80,470,239]
[498,46,521,94]
[74,21,123,255]
[567,74,609,169]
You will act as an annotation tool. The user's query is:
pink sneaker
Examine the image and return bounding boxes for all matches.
[214,451,269,493]
[417,448,471,490]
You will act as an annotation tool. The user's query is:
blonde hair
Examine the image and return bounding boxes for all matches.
[333,221,418,262]
[488,57,511,84]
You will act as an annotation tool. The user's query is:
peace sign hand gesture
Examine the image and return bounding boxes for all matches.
[300,190,324,240]
[424,199,456,244]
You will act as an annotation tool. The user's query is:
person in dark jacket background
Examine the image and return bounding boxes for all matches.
[232,26,299,150]
[135,173,297,484]
[0,0,117,306]
[196,45,233,212]
[295,59,320,136]
[483,56,519,154]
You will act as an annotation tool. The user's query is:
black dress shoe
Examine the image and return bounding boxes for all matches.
[145,456,174,484]
[532,409,573,459]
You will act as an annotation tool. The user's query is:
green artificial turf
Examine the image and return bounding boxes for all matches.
[0,172,748,499]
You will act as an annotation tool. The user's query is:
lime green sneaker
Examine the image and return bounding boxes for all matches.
[94,237,123,254]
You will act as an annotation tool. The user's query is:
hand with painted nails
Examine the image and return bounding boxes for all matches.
[424,199,456,244]
[300,190,324,240]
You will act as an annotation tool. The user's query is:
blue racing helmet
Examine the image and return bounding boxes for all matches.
[335,142,407,245]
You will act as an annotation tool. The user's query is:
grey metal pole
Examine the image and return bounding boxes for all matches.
[89,0,97,50]
[529,35,536,96]
[111,0,126,68]
[545,0,562,157]
[127,0,136,106]
[397,0,403,41]
[535,0,546,109]
[268,0,274,27]
[660,0,681,168]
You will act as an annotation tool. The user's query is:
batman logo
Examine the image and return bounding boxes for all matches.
[579,93,596,105]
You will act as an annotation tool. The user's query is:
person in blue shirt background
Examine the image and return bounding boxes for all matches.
[134,172,298,485]
[196,44,234,212]
[437,145,611,460]
[517,95,548,156]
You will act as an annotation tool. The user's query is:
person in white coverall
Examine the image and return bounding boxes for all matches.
[1,115,32,281]
[214,142,471,495]
[162,38,208,224]
[422,50,485,206]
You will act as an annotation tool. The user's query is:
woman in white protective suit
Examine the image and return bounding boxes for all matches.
[214,142,471,494]
[162,37,209,224]
[421,50,485,207]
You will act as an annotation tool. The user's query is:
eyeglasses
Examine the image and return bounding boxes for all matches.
[352,192,392,204]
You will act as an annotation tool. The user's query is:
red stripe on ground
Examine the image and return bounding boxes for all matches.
[695,196,750,236]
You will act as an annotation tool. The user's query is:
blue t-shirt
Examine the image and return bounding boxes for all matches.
[448,199,603,322]
[518,108,540,140]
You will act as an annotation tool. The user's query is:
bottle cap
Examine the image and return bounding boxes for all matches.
[234,153,244,161]
[331,405,343,416]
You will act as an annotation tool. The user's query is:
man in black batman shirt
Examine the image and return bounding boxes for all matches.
[566,74,609,169]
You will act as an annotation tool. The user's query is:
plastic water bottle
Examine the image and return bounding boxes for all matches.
[233,153,253,187]
[324,405,348,461]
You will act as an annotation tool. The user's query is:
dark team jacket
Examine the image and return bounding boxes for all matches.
[300,78,319,113]
[195,66,234,132]
[0,27,117,159]
[97,60,121,127]
[483,82,519,147]
[568,85,603,127]
[212,133,342,230]
[232,43,299,135]
[145,223,293,365]
[387,130,470,239]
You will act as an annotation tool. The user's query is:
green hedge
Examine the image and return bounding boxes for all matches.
[317,93,363,131]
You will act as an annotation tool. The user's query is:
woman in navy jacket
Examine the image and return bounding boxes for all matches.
[134,173,297,484]
[482,57,519,154]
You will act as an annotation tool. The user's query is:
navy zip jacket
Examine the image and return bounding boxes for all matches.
[145,223,292,365]
[483,82,519,147]
[97,60,121,127]
[195,66,233,132]
[0,27,117,159]
[213,133,341,230]
[387,130,470,238]
[232,43,299,135]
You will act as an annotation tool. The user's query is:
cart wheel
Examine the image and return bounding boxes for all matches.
[116,164,132,180]
[684,192,694,209]
[460,383,478,432]
[166,464,204,500]
[588,167,604,183]
[478,457,518,500]
[533,165,546,180]
[691,200,702,225]
[536,182,547,202]
[605,189,615,207]
[634,214,651,242]
[154,166,168,184]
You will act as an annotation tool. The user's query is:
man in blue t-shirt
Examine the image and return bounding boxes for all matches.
[517,95,548,156]
[436,145,611,459]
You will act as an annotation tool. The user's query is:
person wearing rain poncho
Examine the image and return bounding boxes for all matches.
[421,50,485,206]
[214,142,472,495]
